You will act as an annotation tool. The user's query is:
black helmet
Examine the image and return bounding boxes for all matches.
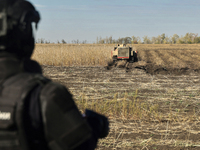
[0,0,40,58]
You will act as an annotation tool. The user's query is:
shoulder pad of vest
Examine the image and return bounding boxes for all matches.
[40,82,74,112]
[2,73,49,100]
[40,82,92,149]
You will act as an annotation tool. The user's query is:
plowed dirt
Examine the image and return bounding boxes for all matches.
[43,58,200,149]
[107,49,200,75]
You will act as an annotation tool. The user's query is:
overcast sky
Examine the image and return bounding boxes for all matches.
[30,0,200,43]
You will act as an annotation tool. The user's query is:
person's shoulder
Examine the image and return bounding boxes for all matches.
[40,80,75,114]
[40,80,73,102]
[42,80,70,95]
[4,72,47,87]
[18,72,69,96]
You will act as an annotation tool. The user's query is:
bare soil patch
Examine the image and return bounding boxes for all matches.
[106,49,200,75]
[42,63,200,149]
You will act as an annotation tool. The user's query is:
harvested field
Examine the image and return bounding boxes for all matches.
[37,44,200,149]
[107,45,200,75]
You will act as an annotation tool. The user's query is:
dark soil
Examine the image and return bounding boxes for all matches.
[42,64,200,150]
[106,61,200,75]
[106,49,200,75]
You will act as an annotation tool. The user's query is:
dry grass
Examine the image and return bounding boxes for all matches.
[32,44,113,66]
[77,90,161,121]
[76,90,199,123]
[32,43,200,68]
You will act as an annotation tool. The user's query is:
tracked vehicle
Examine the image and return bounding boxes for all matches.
[111,44,138,63]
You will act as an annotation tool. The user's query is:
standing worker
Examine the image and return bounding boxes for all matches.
[0,0,109,150]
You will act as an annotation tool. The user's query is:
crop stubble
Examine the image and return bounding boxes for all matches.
[38,44,200,149]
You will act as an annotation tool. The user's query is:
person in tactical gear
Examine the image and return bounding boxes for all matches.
[0,0,109,150]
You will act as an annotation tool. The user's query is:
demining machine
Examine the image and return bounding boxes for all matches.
[111,44,138,63]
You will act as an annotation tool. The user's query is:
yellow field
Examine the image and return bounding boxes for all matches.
[32,44,113,66]
[32,44,200,67]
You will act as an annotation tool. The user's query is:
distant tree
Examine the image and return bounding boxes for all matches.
[37,38,45,44]
[62,39,67,44]
[45,40,50,44]
[161,33,165,43]
[183,33,196,44]
[194,34,200,43]
[108,36,113,44]
[176,36,185,44]
[98,36,105,44]
[40,39,43,43]
[137,37,142,44]
[155,35,162,44]
[117,37,123,44]
[71,39,80,44]
[124,37,132,44]
[143,36,151,44]
[132,36,138,44]
[82,40,87,44]
[99,38,105,44]
[105,36,109,44]
[163,36,171,44]
[193,33,199,43]
[151,37,156,44]
[171,34,179,44]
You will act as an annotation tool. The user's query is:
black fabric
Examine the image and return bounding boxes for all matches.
[7,0,35,21]
[0,18,3,31]
[39,82,94,149]
[0,0,6,11]
[0,0,40,58]
[85,109,109,138]
[23,58,42,74]
[0,0,7,37]
[0,53,47,150]
[24,85,49,150]
[74,117,100,150]
[1,73,51,150]
[0,52,22,82]
[26,84,100,150]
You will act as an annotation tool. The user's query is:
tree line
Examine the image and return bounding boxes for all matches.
[36,33,200,44]
[96,33,200,44]
[36,39,87,44]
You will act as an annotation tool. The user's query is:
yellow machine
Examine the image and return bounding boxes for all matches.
[111,44,138,63]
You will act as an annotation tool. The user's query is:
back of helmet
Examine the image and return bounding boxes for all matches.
[0,0,40,59]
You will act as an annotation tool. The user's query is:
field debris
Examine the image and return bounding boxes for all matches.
[106,49,200,75]
[43,65,200,150]
[37,44,200,149]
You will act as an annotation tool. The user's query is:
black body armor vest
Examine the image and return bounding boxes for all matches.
[0,73,48,150]
[0,73,92,150]
[0,55,92,150]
